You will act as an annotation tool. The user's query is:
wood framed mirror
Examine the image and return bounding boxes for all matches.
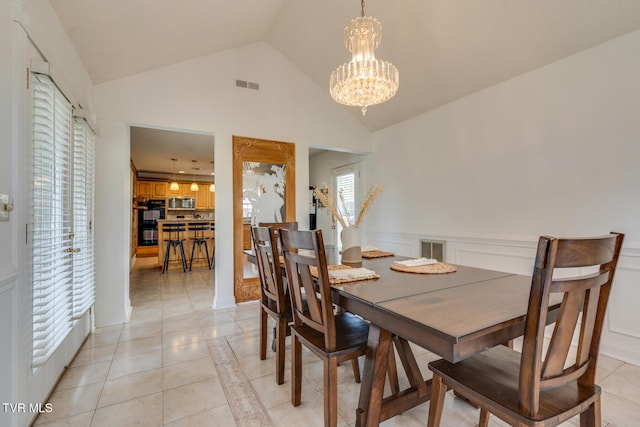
[232,136,295,303]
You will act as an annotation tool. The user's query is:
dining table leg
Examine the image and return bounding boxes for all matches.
[356,324,393,427]
[355,326,434,427]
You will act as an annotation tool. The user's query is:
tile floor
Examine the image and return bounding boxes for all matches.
[33,257,640,426]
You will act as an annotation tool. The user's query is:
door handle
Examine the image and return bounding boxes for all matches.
[65,248,81,253]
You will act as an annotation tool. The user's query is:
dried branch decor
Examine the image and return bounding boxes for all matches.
[313,182,384,228]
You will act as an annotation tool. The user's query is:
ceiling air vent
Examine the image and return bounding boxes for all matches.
[236,79,259,90]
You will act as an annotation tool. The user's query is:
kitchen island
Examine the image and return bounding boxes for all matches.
[157,219,215,270]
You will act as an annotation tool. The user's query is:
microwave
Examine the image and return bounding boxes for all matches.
[168,196,195,210]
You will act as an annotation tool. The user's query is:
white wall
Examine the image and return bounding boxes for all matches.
[93,41,371,316]
[366,29,640,365]
[94,119,132,326]
[1,2,17,425]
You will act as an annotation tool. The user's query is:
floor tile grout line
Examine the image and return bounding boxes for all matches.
[209,336,275,426]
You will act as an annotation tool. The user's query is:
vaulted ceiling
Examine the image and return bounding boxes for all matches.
[50,0,640,132]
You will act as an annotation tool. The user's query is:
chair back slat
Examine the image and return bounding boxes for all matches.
[251,226,287,313]
[280,228,337,351]
[259,221,299,232]
[541,291,583,378]
[259,222,298,254]
[549,236,619,268]
[518,232,624,417]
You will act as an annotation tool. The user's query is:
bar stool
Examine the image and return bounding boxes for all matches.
[209,222,215,269]
[188,221,212,270]
[162,222,187,273]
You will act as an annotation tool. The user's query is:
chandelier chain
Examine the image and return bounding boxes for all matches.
[361,0,365,17]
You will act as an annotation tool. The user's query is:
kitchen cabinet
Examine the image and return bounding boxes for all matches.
[167,182,196,197]
[137,181,152,197]
[208,188,215,209]
[243,223,251,250]
[181,183,196,197]
[137,180,167,198]
[154,182,167,197]
[177,183,195,197]
[196,185,215,210]
[167,183,181,196]
[196,186,208,209]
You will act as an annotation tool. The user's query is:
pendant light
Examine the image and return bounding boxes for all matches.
[170,158,180,191]
[190,160,199,192]
[330,0,399,115]
[209,161,215,192]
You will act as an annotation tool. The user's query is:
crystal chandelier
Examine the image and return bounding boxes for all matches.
[330,0,399,115]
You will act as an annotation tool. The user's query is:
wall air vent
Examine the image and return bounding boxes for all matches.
[421,239,445,262]
[236,79,260,90]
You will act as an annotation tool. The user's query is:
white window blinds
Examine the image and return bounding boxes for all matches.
[31,73,74,367]
[72,118,96,318]
[336,171,356,225]
[31,72,96,369]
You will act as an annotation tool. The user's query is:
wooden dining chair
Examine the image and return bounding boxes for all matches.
[427,232,624,427]
[280,228,369,427]
[251,225,292,385]
[258,221,298,351]
[259,221,298,256]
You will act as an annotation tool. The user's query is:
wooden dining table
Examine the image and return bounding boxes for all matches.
[244,249,561,427]
[330,255,562,427]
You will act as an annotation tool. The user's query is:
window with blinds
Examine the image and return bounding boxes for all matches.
[335,170,356,237]
[31,72,96,369]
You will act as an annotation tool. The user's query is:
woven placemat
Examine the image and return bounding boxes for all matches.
[362,250,395,259]
[390,262,457,274]
[309,264,379,285]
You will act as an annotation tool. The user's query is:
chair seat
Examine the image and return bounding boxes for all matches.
[262,297,293,321]
[429,346,601,425]
[291,312,369,358]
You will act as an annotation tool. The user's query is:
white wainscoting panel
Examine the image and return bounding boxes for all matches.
[366,231,640,366]
[601,248,640,365]
[368,235,414,258]
[453,248,536,276]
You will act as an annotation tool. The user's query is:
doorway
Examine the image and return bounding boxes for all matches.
[309,150,363,248]
[129,125,215,275]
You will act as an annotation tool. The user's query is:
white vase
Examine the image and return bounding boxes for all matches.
[341,225,362,267]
